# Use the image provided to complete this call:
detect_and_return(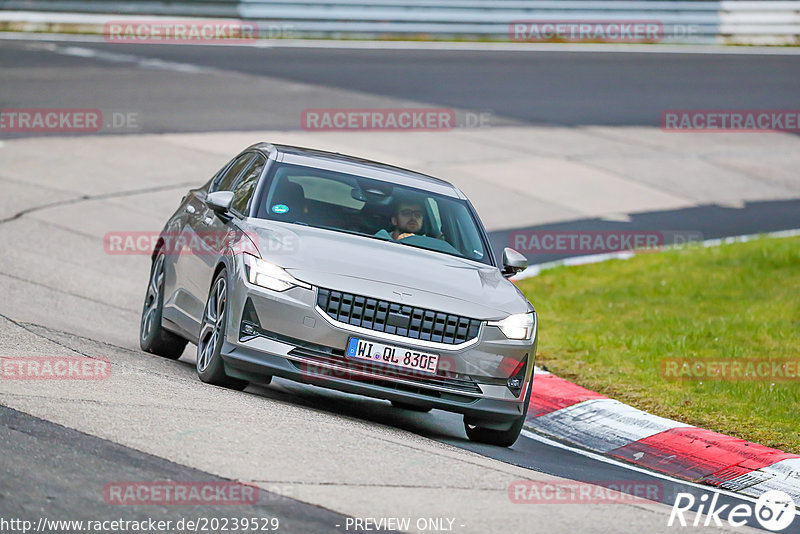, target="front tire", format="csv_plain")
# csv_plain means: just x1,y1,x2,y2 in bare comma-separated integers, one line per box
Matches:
140,251,187,359
463,378,532,447
196,269,248,391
